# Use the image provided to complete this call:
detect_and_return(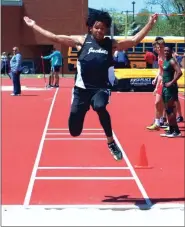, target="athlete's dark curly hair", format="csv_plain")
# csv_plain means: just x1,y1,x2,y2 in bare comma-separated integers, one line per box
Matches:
86,10,112,29
165,43,174,51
